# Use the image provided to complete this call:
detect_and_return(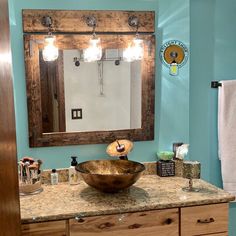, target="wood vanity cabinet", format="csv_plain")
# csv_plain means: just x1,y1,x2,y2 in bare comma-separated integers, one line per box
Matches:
21,203,229,236
180,203,228,236
202,234,227,236
21,220,68,236
70,208,179,236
